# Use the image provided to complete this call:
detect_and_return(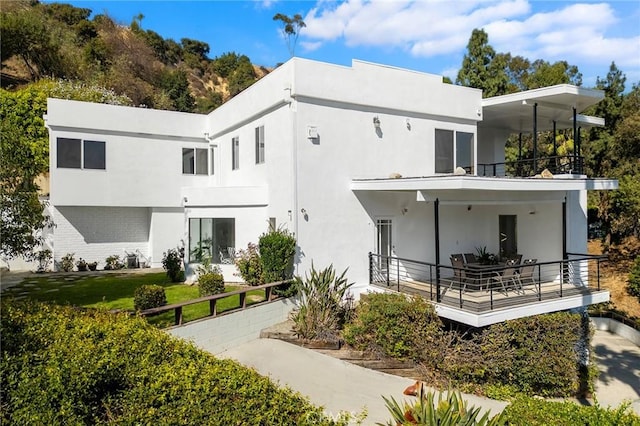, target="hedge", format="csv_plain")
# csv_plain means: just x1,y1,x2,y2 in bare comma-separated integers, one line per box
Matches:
0,299,340,425
502,396,639,425
343,293,592,397
133,284,167,311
